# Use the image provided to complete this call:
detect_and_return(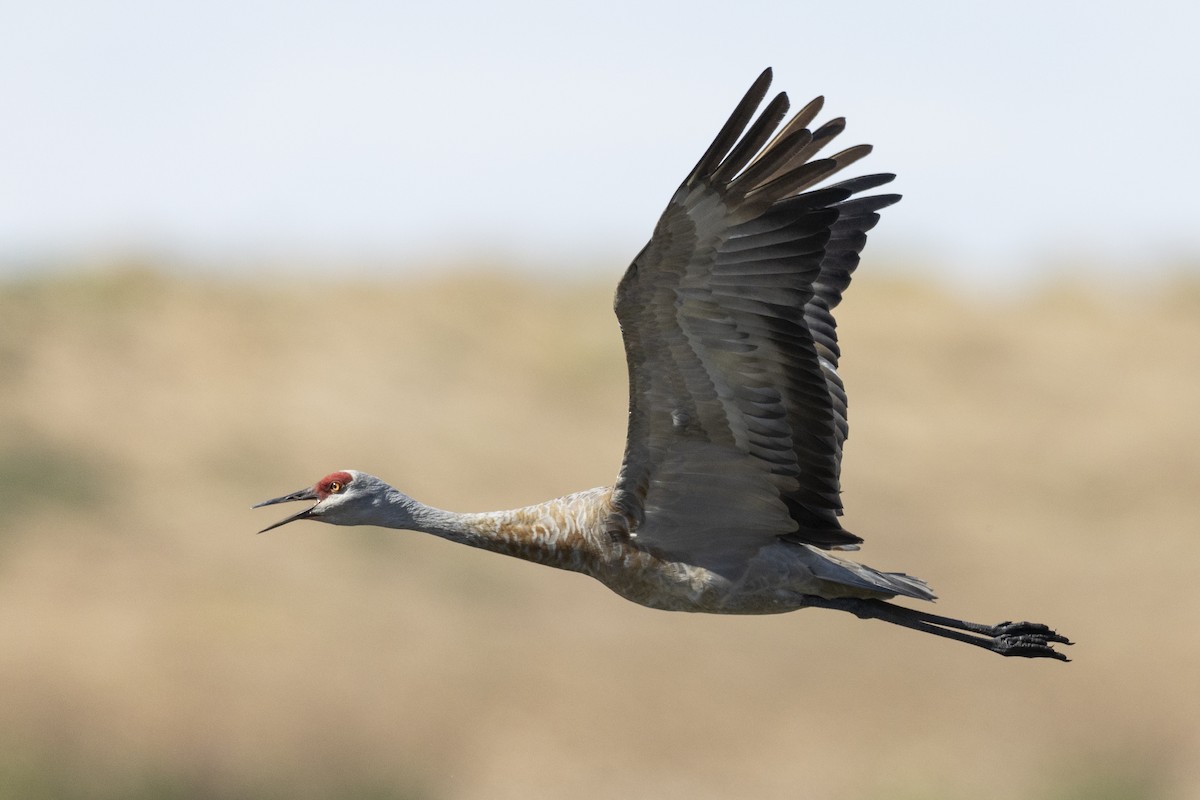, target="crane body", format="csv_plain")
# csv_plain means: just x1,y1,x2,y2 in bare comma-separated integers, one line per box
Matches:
260,478,929,614
256,70,1071,660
